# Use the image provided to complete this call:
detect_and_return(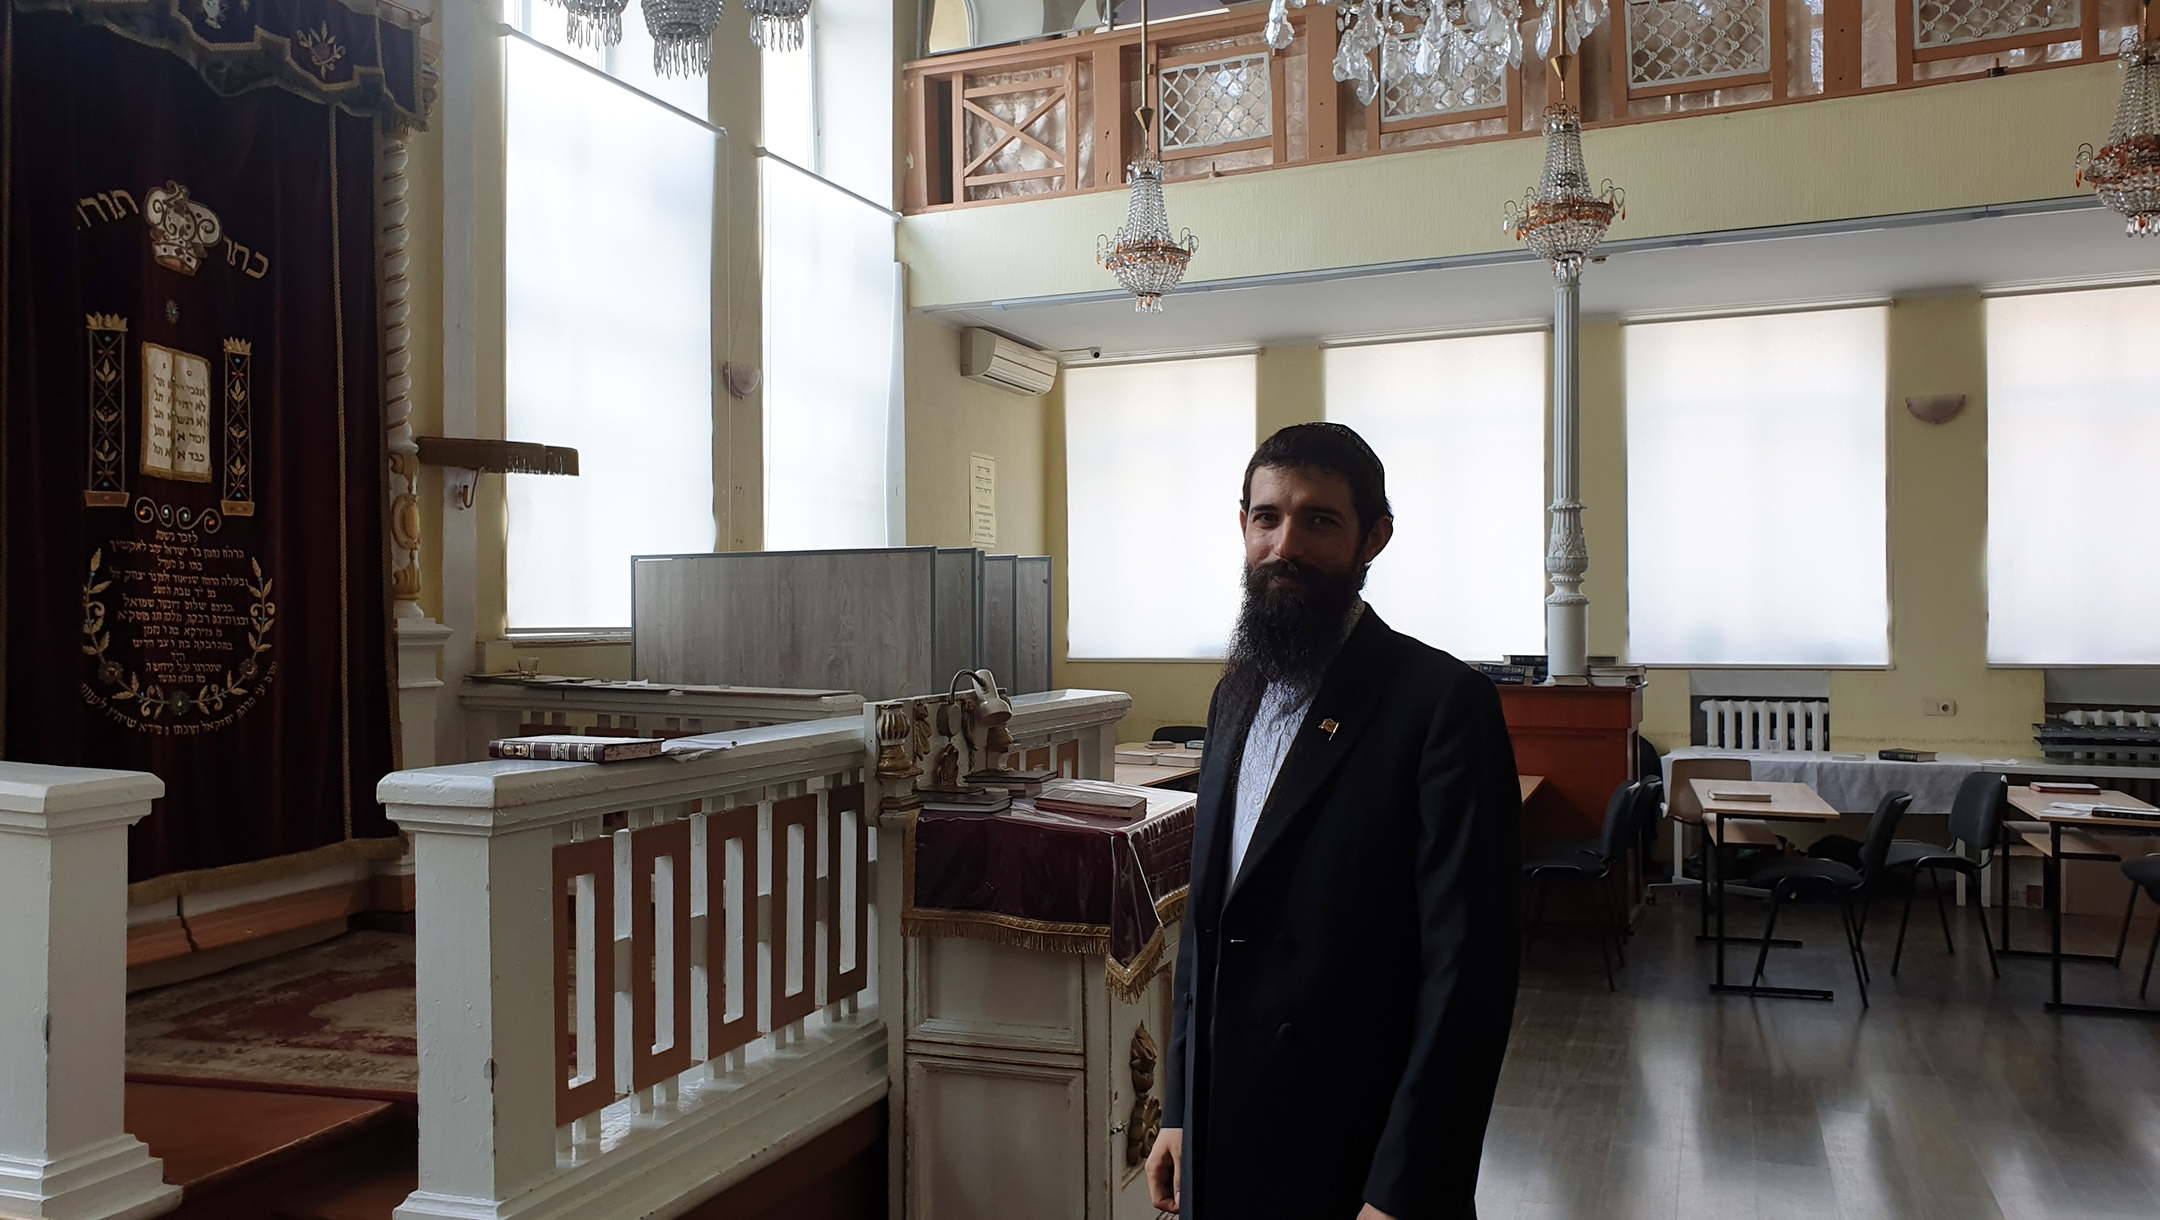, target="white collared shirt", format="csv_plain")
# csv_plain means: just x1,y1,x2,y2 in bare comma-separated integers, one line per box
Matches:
1228,681,1313,883
1225,601,1364,883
